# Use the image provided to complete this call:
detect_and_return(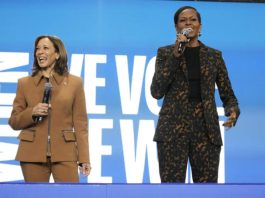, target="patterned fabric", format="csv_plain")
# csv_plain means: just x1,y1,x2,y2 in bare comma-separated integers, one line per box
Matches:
9,72,89,163
151,41,240,145
157,101,221,182
151,41,240,182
